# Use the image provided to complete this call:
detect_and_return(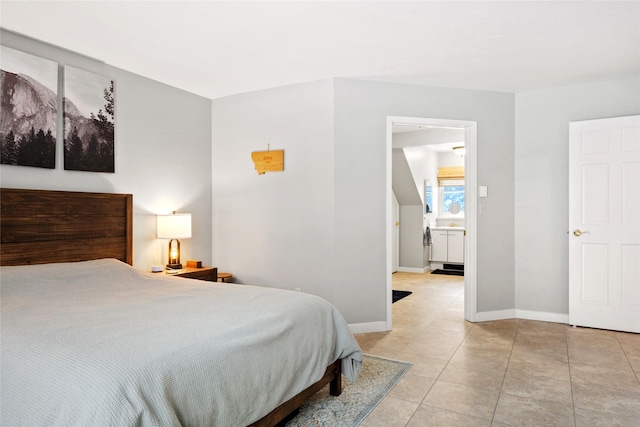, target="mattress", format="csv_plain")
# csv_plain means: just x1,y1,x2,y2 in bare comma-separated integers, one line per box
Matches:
0,259,362,426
